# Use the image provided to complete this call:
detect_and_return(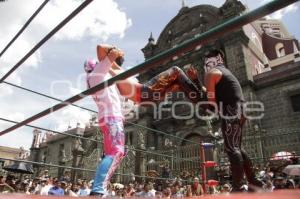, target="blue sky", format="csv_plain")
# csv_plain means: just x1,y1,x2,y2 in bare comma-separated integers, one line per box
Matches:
0,0,299,150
